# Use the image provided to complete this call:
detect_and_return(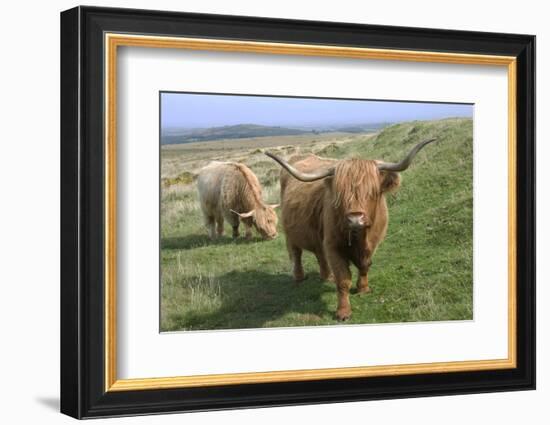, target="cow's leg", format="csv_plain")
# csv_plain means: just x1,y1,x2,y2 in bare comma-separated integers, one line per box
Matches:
204,215,216,239
215,215,224,237
356,257,372,294
326,249,353,321
226,213,240,239
287,240,305,282
243,219,253,240
232,223,240,239
314,250,333,282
